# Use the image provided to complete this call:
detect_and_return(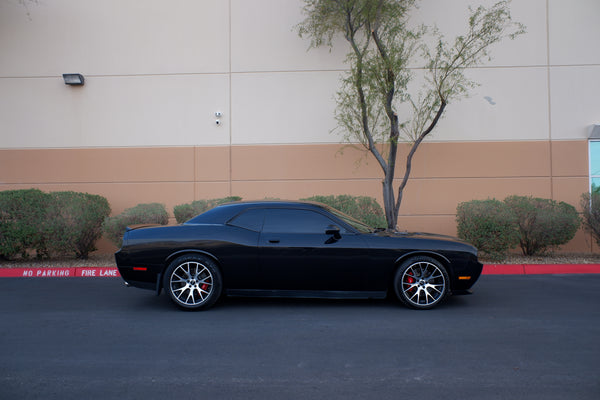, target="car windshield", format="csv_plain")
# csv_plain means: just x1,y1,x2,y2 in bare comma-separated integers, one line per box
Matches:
325,207,375,234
